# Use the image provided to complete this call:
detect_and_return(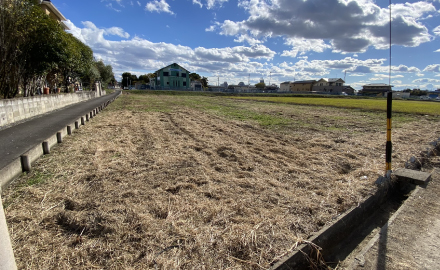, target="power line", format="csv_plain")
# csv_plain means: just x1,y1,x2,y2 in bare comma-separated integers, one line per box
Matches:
389,0,392,87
